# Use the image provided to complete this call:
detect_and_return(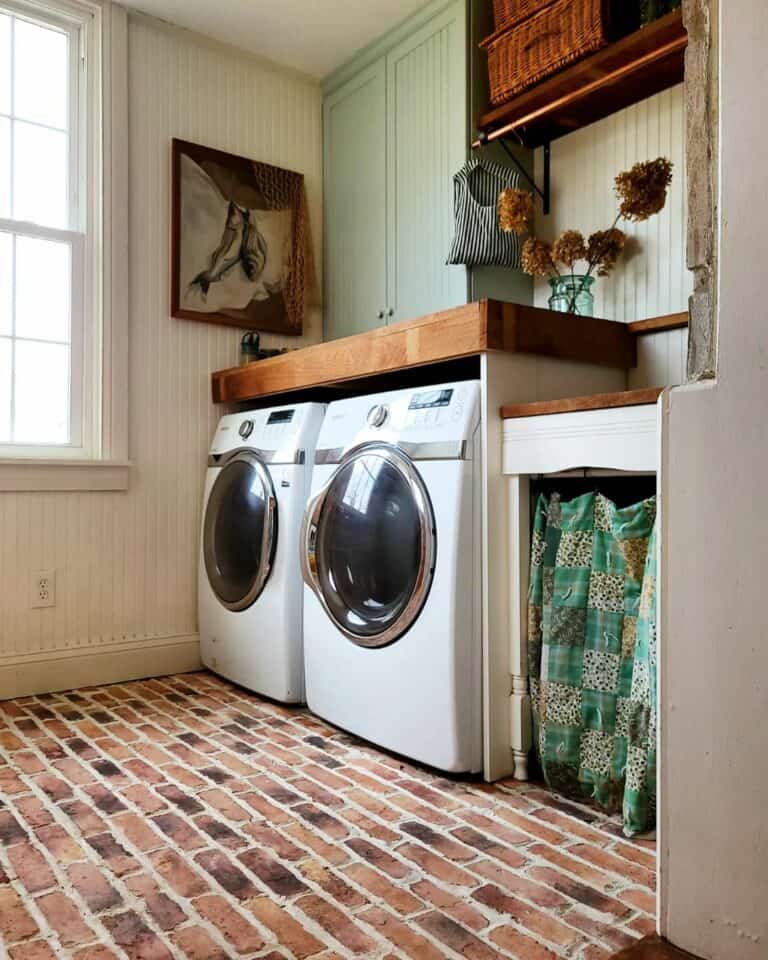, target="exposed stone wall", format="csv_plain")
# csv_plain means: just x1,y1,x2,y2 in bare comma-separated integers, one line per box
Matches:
683,0,719,380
